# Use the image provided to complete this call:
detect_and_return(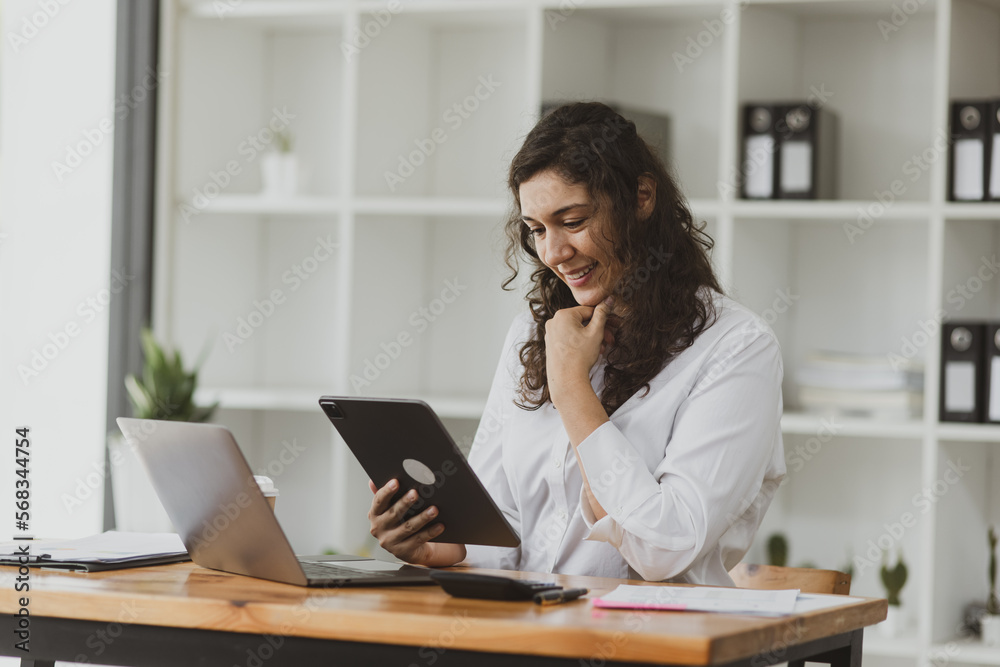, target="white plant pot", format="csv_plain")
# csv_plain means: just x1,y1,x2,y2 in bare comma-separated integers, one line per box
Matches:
260,152,299,196
108,432,174,533
880,605,904,638
983,614,1000,646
